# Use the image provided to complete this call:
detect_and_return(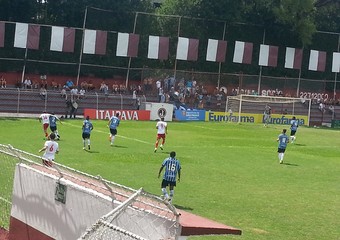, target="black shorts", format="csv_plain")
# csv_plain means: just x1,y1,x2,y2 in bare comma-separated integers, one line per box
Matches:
50,126,57,132
82,133,90,139
110,128,118,135
290,130,296,136
278,148,286,153
161,179,176,188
